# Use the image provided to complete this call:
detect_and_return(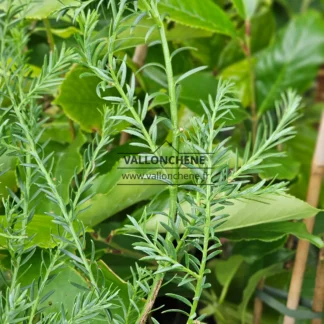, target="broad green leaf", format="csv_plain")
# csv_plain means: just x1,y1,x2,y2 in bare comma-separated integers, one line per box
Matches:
143,194,318,233
16,253,126,321
0,0,79,19
221,60,252,107
232,237,287,263
213,255,244,287
209,255,244,305
0,215,57,249
97,260,129,304
256,11,324,113
314,211,324,237
216,195,318,232
232,0,246,18
179,72,249,124
223,221,324,248
250,8,275,54
78,141,209,226
233,0,260,19
97,16,212,51
260,154,301,180
53,132,86,203
184,35,228,68
0,153,17,198
54,66,117,132
239,264,285,323
36,26,81,39
78,145,239,227
218,8,275,70
78,155,170,226
41,122,75,144
140,0,235,36
34,132,87,214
